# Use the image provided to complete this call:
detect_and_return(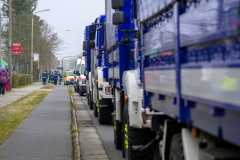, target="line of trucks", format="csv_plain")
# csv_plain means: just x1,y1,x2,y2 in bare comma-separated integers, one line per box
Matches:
74,0,240,159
